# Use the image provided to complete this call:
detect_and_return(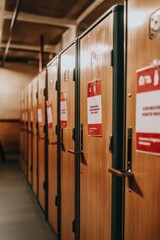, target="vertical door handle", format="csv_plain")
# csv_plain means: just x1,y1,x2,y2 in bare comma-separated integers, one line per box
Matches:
108,127,133,177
